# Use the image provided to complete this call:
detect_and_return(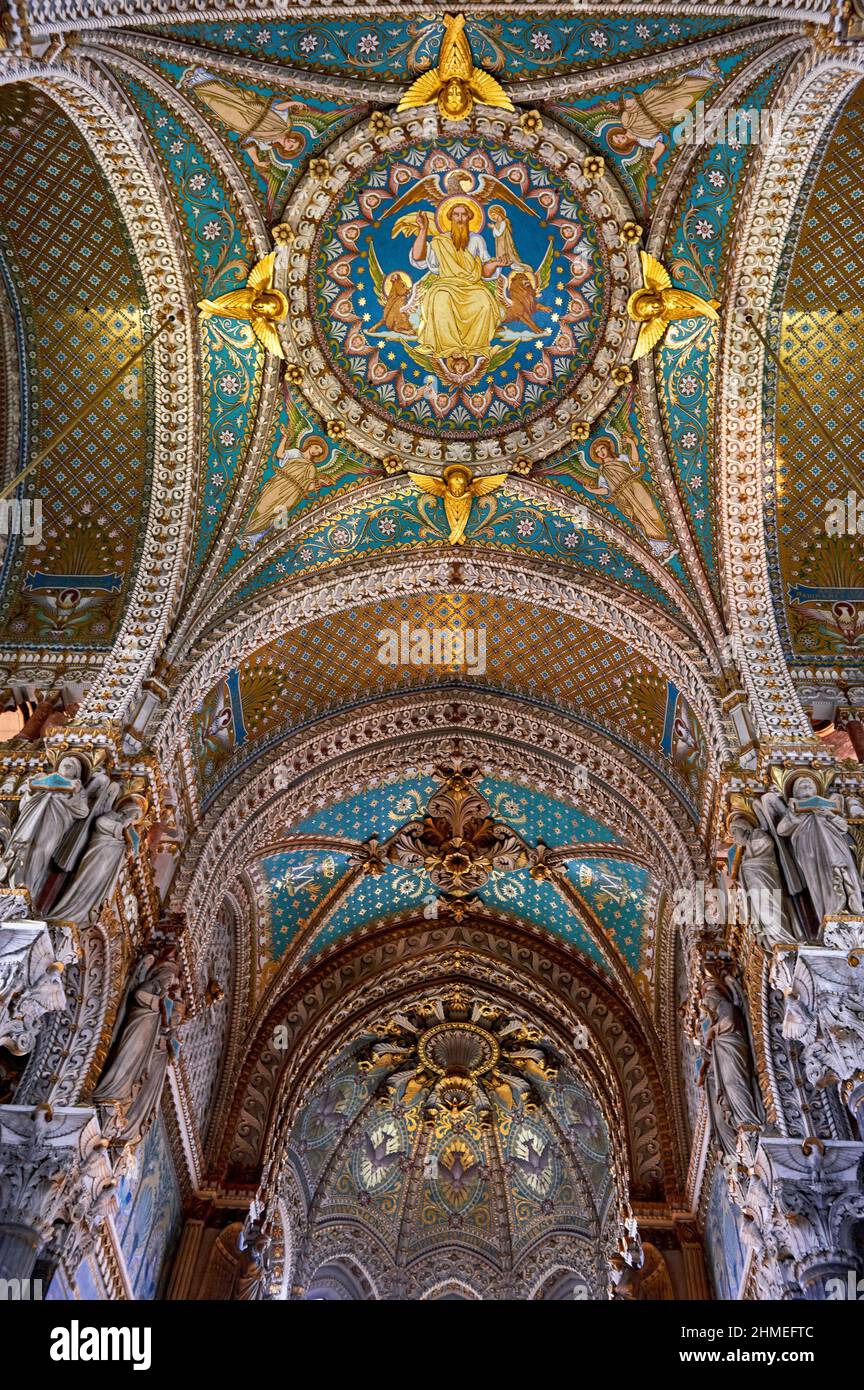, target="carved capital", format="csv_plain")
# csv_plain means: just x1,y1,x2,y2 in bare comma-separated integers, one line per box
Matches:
771,927,864,1130
741,1138,864,1299
0,922,76,1056
0,1105,115,1273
